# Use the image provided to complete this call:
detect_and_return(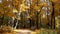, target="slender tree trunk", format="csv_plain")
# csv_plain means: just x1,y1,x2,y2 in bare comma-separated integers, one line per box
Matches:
2,14,4,25
51,2,55,29
47,7,50,28
36,0,39,29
